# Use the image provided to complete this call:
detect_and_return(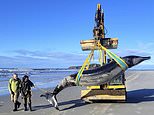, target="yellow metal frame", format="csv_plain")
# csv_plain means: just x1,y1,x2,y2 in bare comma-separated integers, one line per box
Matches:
81,94,126,101
87,85,126,90
99,50,103,66
79,40,127,101
103,51,107,64
79,3,126,101
78,39,127,101
76,41,128,85
81,87,126,101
